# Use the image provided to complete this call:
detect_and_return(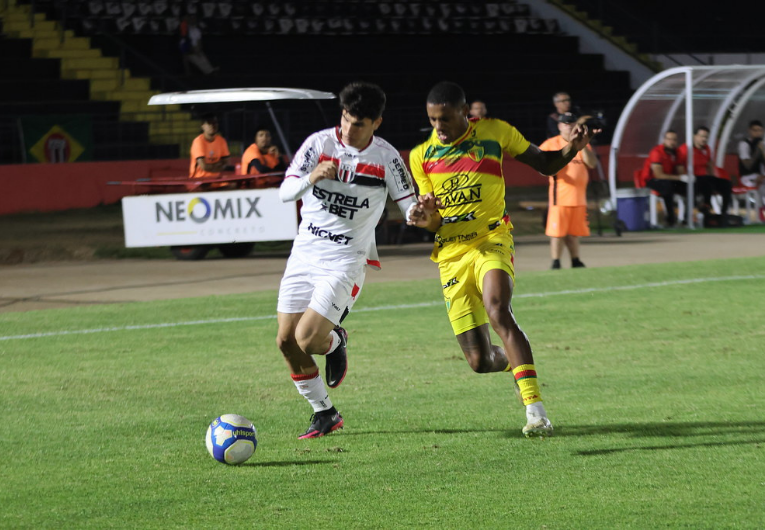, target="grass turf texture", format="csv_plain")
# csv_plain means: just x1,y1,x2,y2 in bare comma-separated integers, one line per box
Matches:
1,257,764,528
